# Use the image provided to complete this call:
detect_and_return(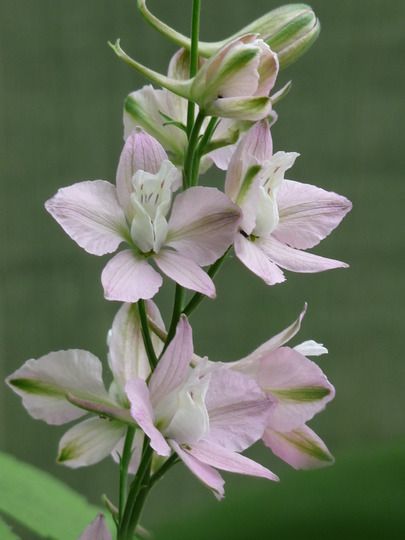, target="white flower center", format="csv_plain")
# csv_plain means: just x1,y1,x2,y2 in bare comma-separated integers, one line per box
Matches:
129,160,180,253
